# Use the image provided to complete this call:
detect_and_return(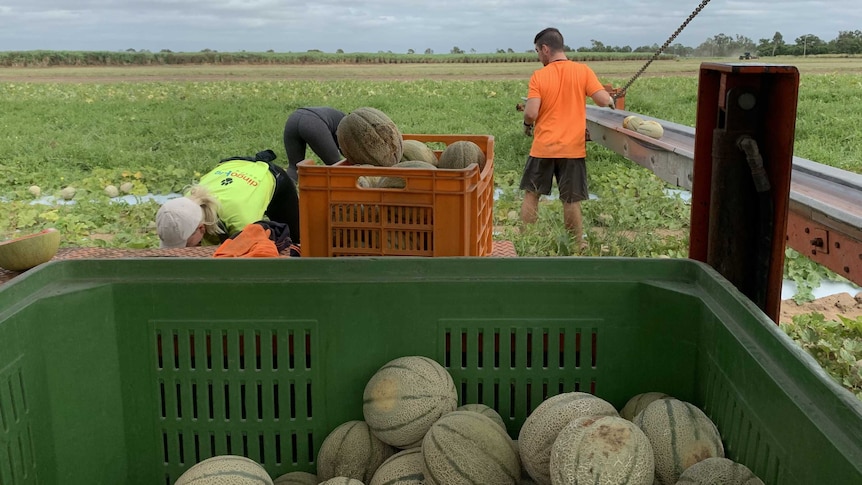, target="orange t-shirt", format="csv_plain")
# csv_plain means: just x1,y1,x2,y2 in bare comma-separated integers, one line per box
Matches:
527,61,604,159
